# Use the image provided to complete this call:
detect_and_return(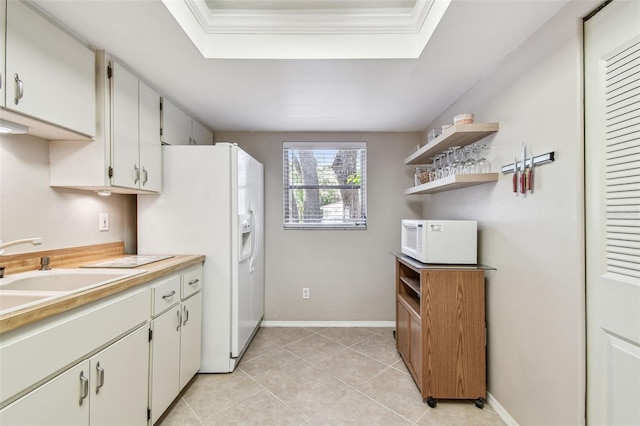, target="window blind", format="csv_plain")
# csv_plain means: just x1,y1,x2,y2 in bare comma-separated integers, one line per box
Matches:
283,142,367,229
